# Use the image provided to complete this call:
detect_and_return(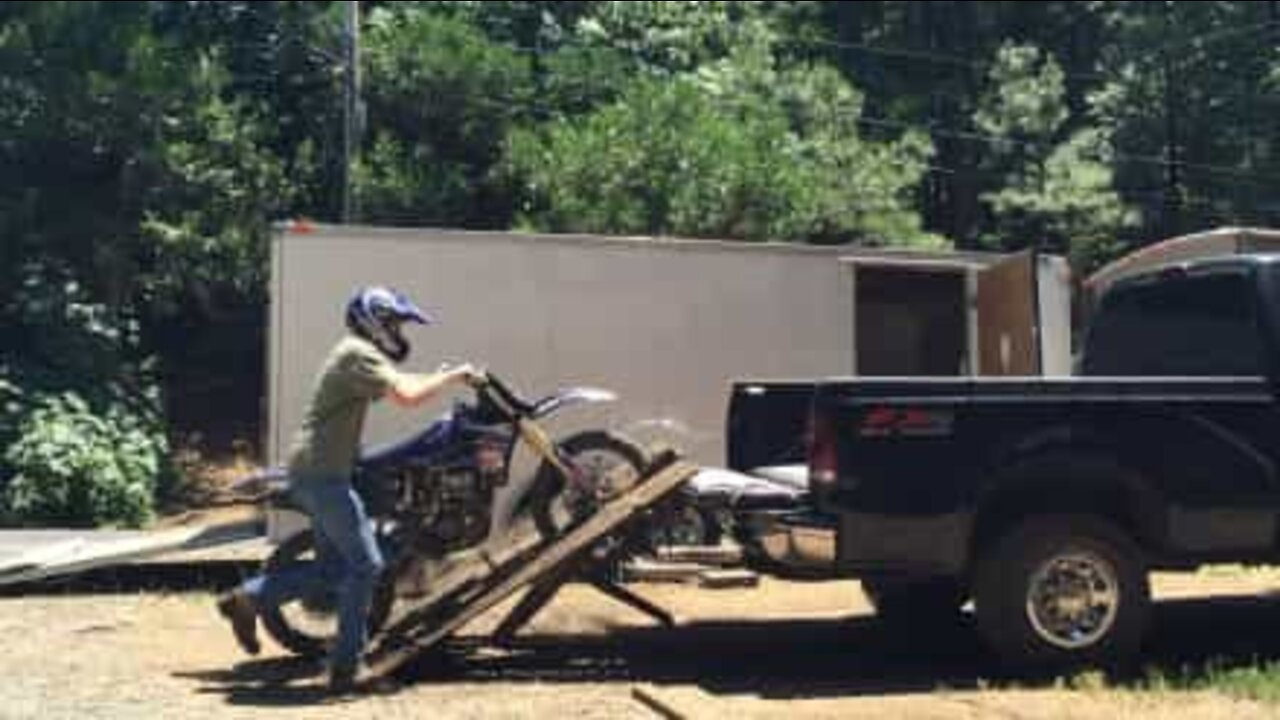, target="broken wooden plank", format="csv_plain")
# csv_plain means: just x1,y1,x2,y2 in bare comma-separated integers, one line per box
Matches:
490,576,571,645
